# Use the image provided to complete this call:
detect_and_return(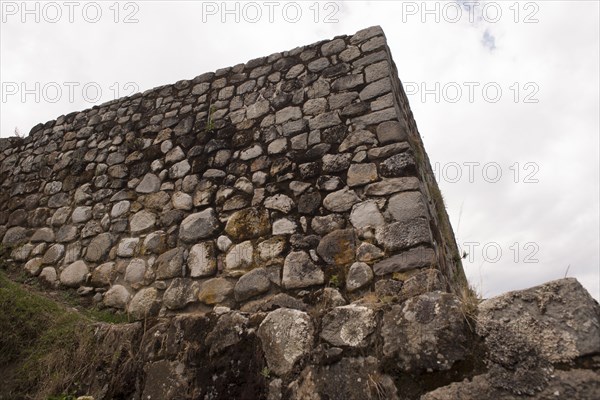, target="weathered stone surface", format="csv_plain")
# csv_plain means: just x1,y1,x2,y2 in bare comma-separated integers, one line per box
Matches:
129,210,156,234
321,305,376,347
42,243,65,264
225,240,254,272
297,191,321,214
264,194,295,214
377,120,407,144
290,356,398,400
90,262,115,287
322,153,352,173
349,200,385,229
379,152,416,177
258,237,286,260
346,262,374,292
128,287,160,319
198,278,234,305
234,268,271,301
258,308,314,375
225,207,270,240
169,159,191,179
364,177,420,196
60,260,89,287
387,191,427,221
373,246,436,276
359,77,392,101
311,214,346,235
346,163,378,187
323,188,360,212
39,267,57,286
338,130,377,152
367,142,410,160
136,173,161,193
317,229,356,265
179,208,220,242
117,237,139,257
24,257,44,276
124,258,146,286
477,278,600,365
282,251,324,289
155,247,185,280
103,284,131,309
2,226,28,245
163,278,199,310
375,217,431,252
272,218,297,235
85,232,113,262
382,292,469,372
31,227,54,243
188,242,216,277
